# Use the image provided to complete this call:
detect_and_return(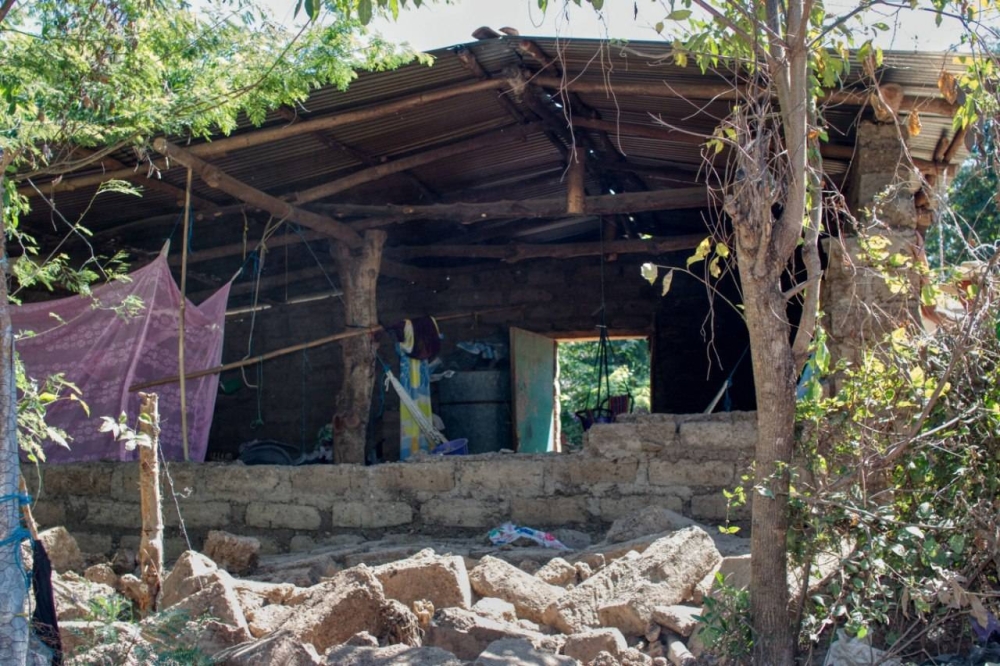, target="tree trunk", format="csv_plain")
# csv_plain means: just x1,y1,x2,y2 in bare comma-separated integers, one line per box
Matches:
0,168,29,666
136,393,164,616
739,264,797,665
331,230,386,465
